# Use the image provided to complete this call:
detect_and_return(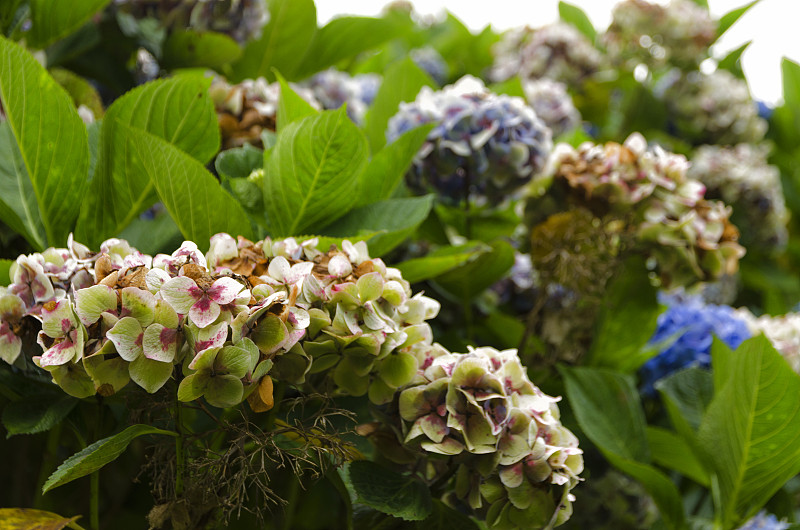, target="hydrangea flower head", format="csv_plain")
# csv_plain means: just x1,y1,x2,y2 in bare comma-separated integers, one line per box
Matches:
639,292,750,394
304,69,381,125
410,46,449,85
523,79,581,137
386,75,553,205
736,511,790,530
